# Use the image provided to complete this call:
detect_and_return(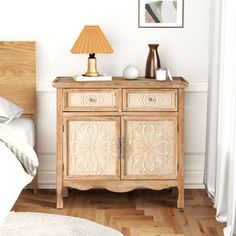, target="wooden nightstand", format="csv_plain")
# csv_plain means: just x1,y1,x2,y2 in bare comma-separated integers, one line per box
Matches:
52,77,188,209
